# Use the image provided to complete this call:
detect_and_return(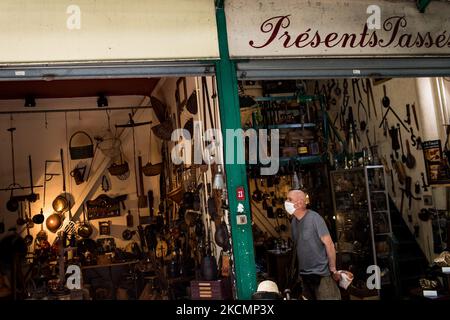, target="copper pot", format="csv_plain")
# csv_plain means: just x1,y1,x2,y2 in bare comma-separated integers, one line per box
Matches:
46,212,63,233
